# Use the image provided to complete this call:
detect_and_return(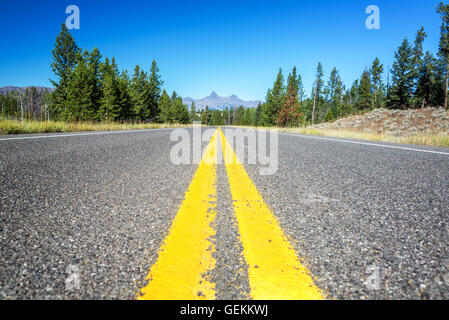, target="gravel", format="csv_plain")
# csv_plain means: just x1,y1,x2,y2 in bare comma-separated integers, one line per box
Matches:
0,129,197,299
244,130,449,299
1,128,448,300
